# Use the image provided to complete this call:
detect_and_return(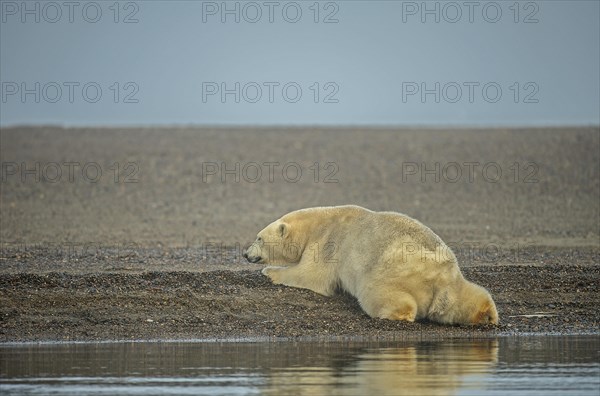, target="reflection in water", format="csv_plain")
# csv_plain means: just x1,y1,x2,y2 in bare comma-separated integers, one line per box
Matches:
263,341,498,396
0,337,598,396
